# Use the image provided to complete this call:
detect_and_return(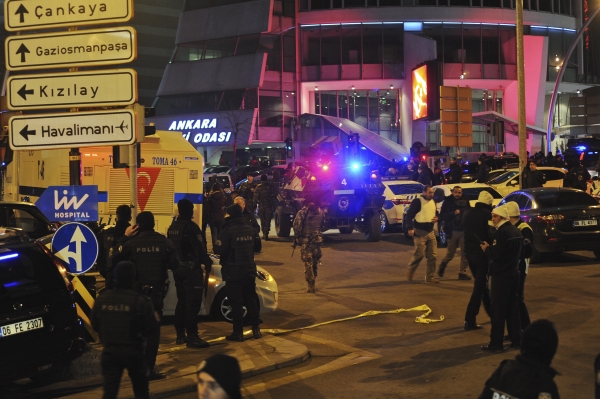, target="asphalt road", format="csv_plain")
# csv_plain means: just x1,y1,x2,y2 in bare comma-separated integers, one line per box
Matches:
174,226,600,399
